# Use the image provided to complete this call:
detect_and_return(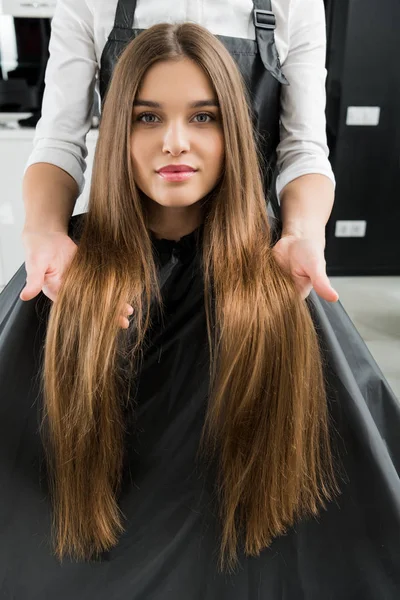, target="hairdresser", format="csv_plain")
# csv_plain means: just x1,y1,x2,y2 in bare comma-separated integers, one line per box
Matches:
20,0,339,308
